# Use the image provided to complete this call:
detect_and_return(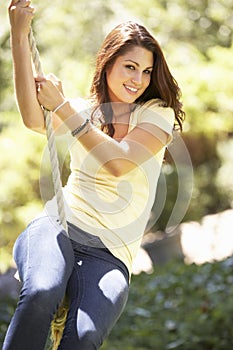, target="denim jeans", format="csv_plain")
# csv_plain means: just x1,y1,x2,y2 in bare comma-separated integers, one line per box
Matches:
3,216,129,350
